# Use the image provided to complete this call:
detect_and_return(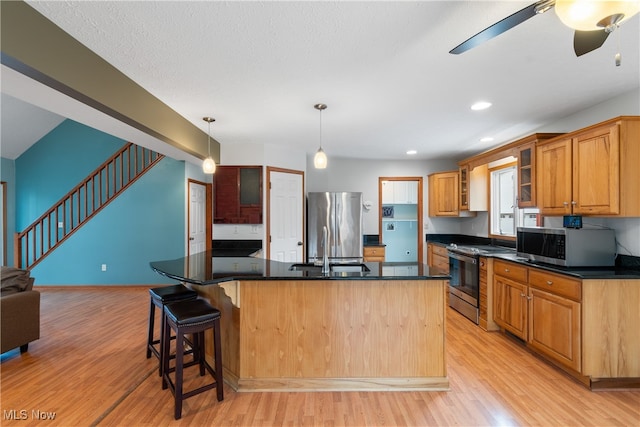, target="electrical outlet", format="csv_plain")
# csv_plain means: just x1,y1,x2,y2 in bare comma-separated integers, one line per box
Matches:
58,222,64,229
101,264,107,271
